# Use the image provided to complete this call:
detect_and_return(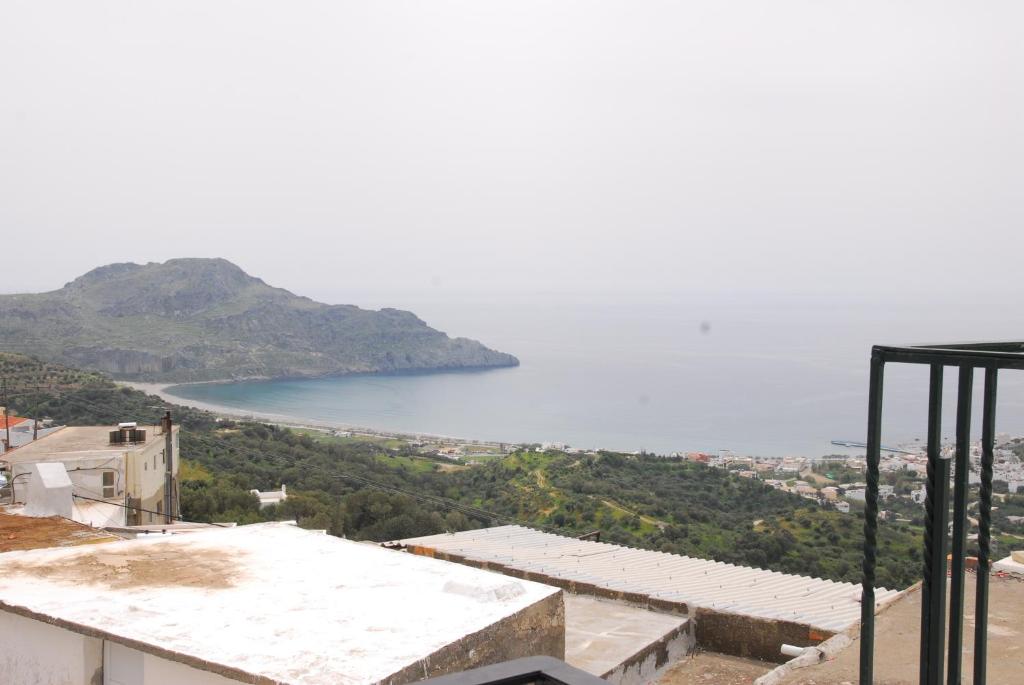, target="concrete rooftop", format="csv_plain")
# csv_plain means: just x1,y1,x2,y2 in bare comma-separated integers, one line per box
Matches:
0,522,561,685
565,594,690,679
1,425,155,463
